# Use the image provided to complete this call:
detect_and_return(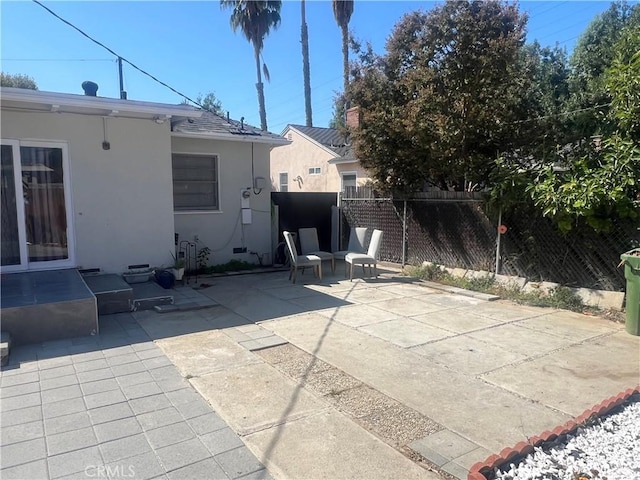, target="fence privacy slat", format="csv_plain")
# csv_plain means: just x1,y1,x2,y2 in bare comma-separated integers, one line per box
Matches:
340,194,636,291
